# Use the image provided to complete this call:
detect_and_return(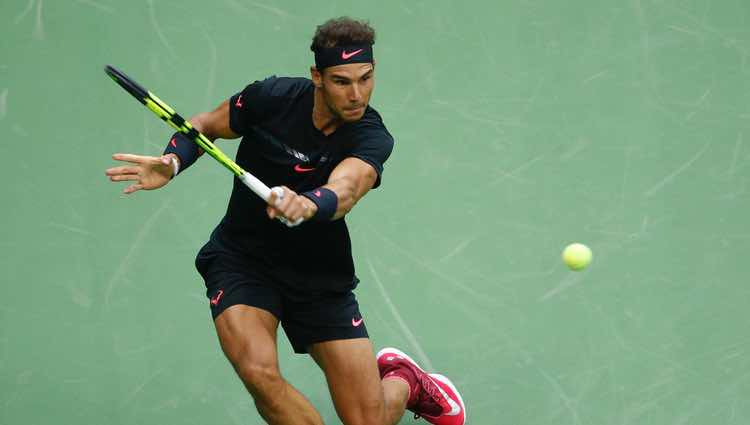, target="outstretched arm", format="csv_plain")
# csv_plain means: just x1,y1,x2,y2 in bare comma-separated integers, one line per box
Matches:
105,100,238,194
